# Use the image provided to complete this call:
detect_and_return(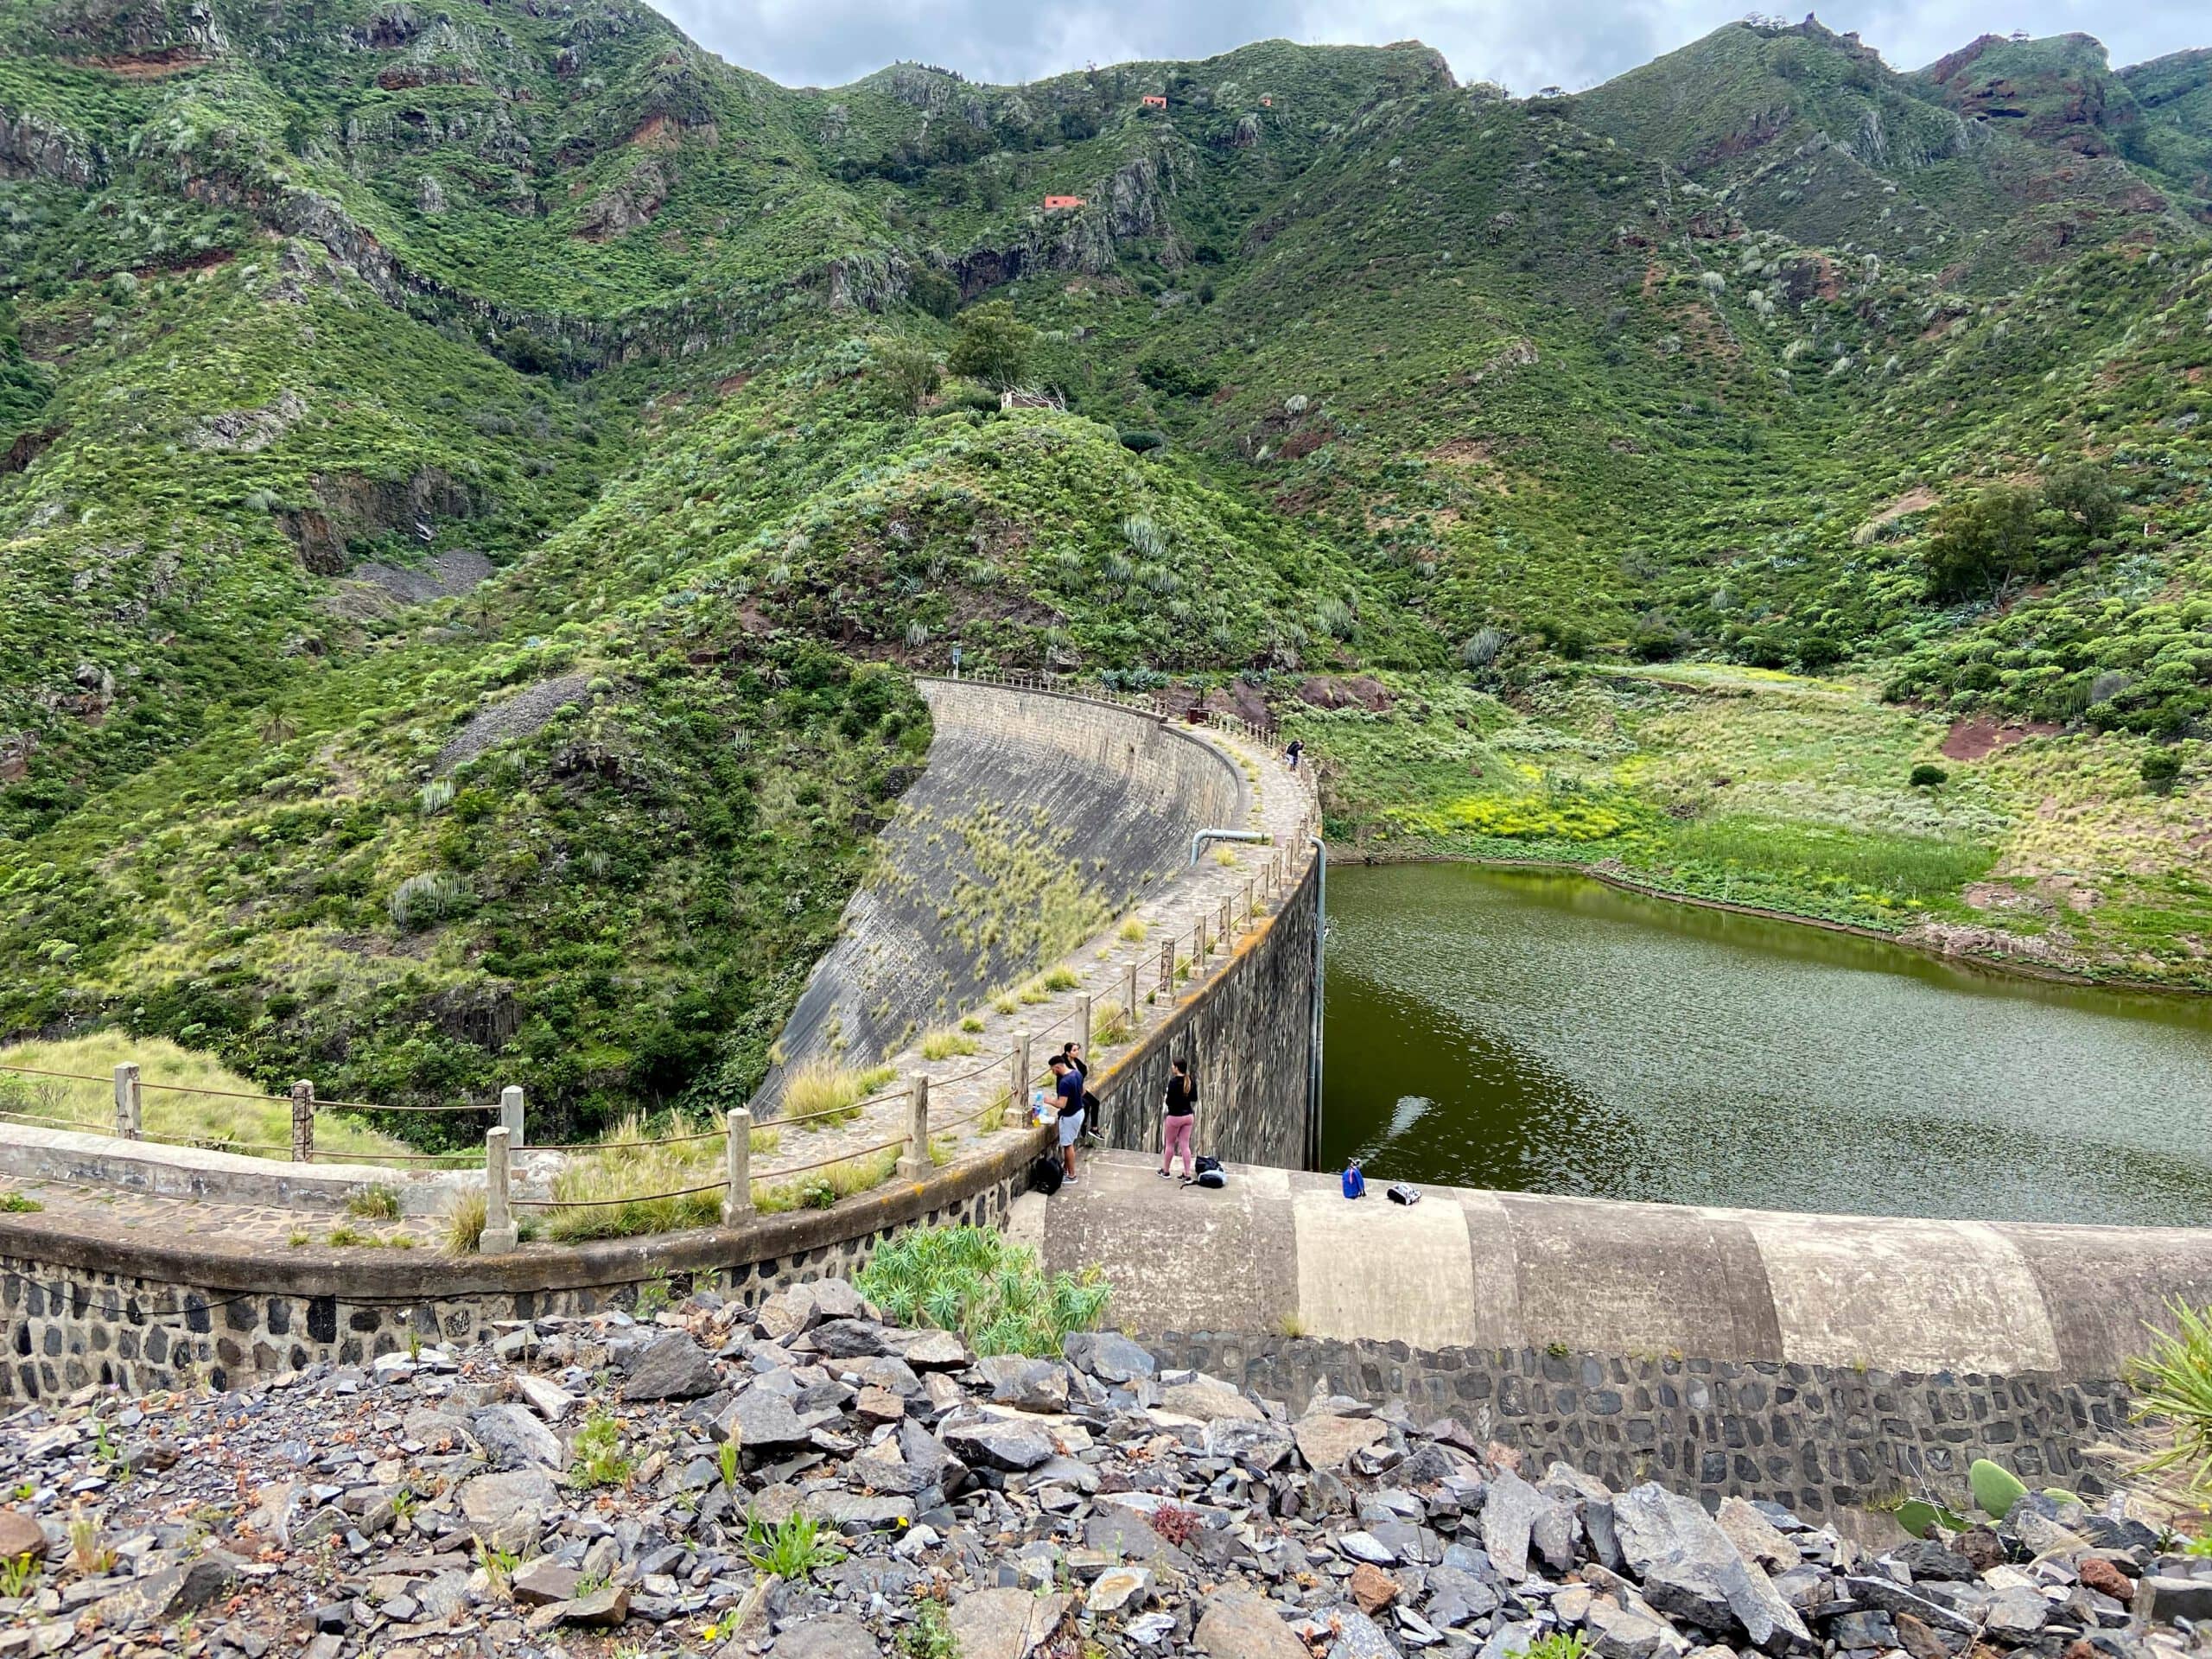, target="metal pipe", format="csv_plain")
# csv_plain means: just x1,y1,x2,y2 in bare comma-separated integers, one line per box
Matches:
1190,828,1268,866
1307,836,1326,1173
